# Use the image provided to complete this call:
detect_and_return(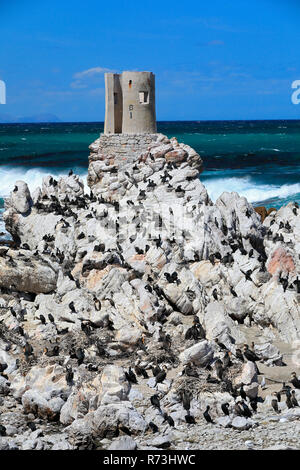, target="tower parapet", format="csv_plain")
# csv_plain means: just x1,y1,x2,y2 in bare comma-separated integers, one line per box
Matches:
104,71,156,134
